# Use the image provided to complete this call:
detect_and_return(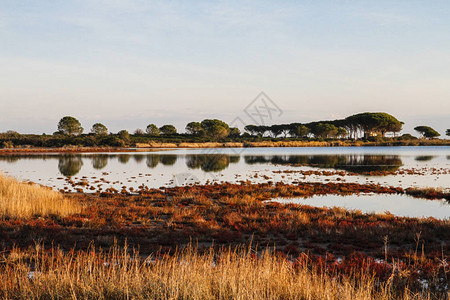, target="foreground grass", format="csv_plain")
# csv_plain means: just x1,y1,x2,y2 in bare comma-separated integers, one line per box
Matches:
0,174,80,218
0,245,435,300
0,180,447,298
